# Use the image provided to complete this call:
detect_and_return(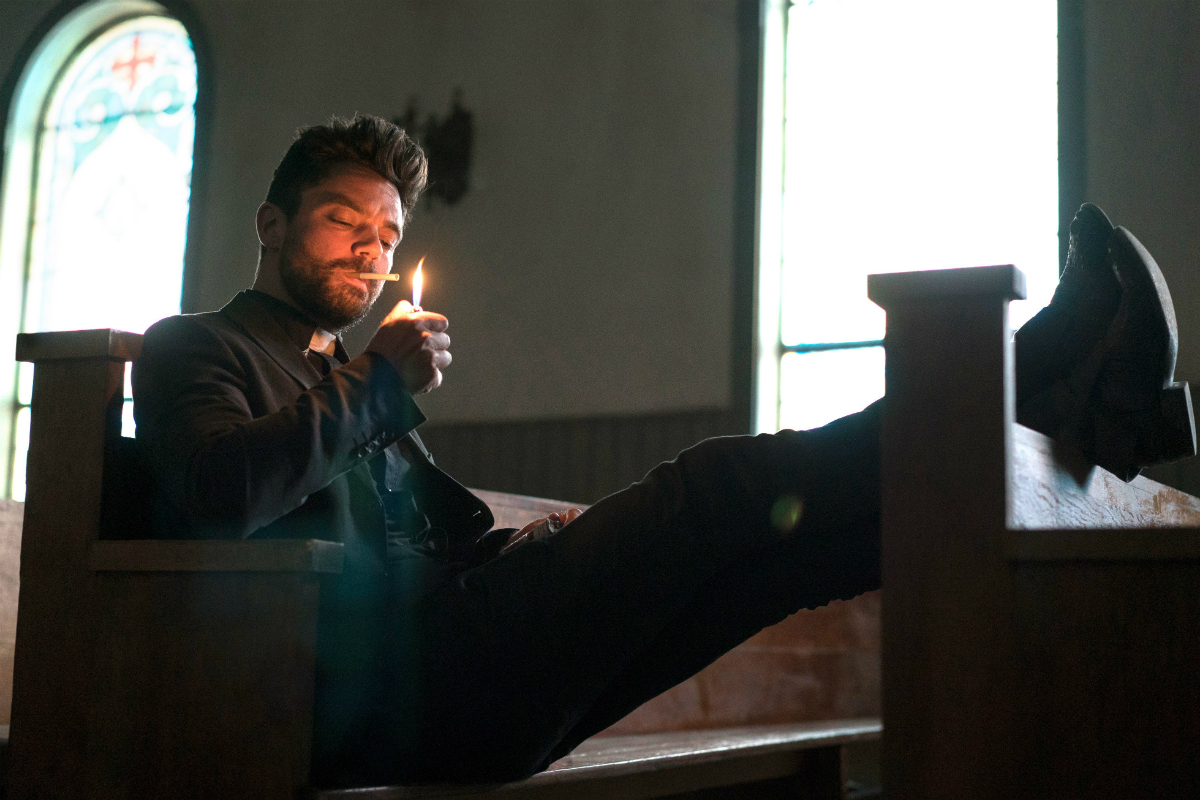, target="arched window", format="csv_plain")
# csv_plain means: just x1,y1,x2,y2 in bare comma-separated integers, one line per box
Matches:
1,1,198,500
